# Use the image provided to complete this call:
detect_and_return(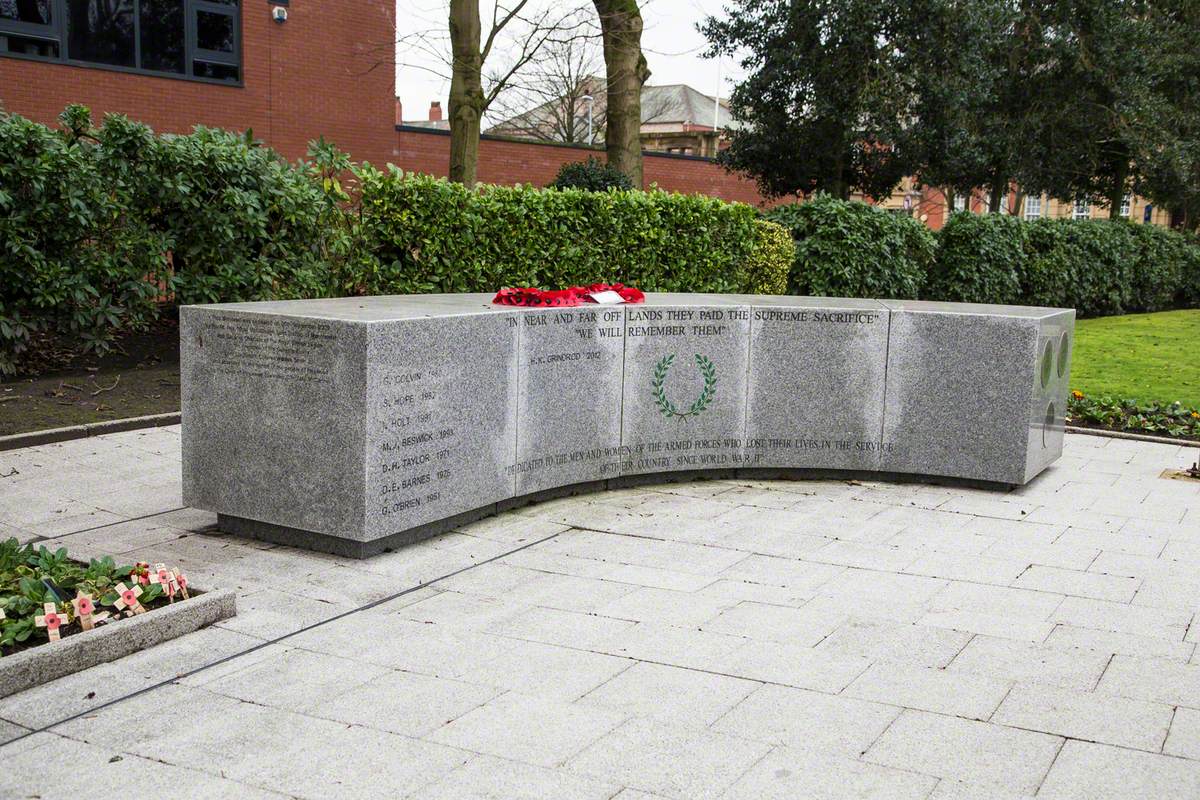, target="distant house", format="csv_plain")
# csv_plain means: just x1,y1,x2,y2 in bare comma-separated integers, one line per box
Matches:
398,99,450,131
485,79,740,158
